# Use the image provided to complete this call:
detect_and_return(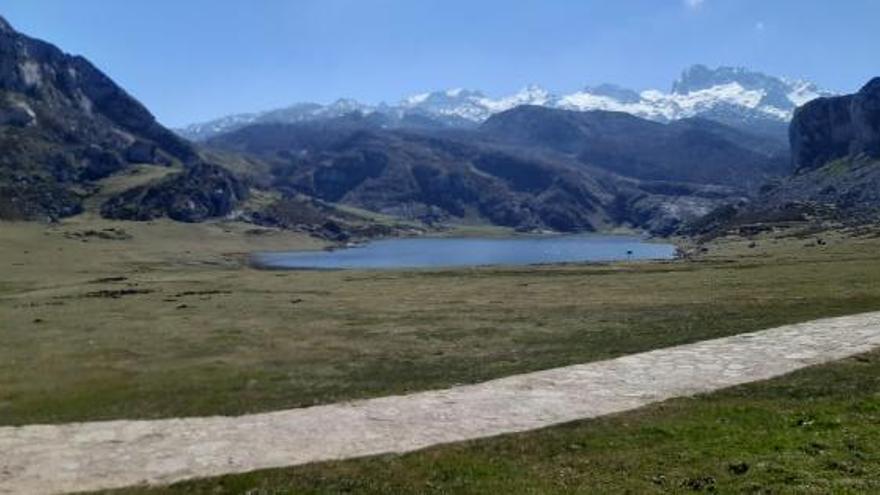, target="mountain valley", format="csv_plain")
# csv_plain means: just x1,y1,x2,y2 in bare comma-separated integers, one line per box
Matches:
0,13,877,242
5,4,880,494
